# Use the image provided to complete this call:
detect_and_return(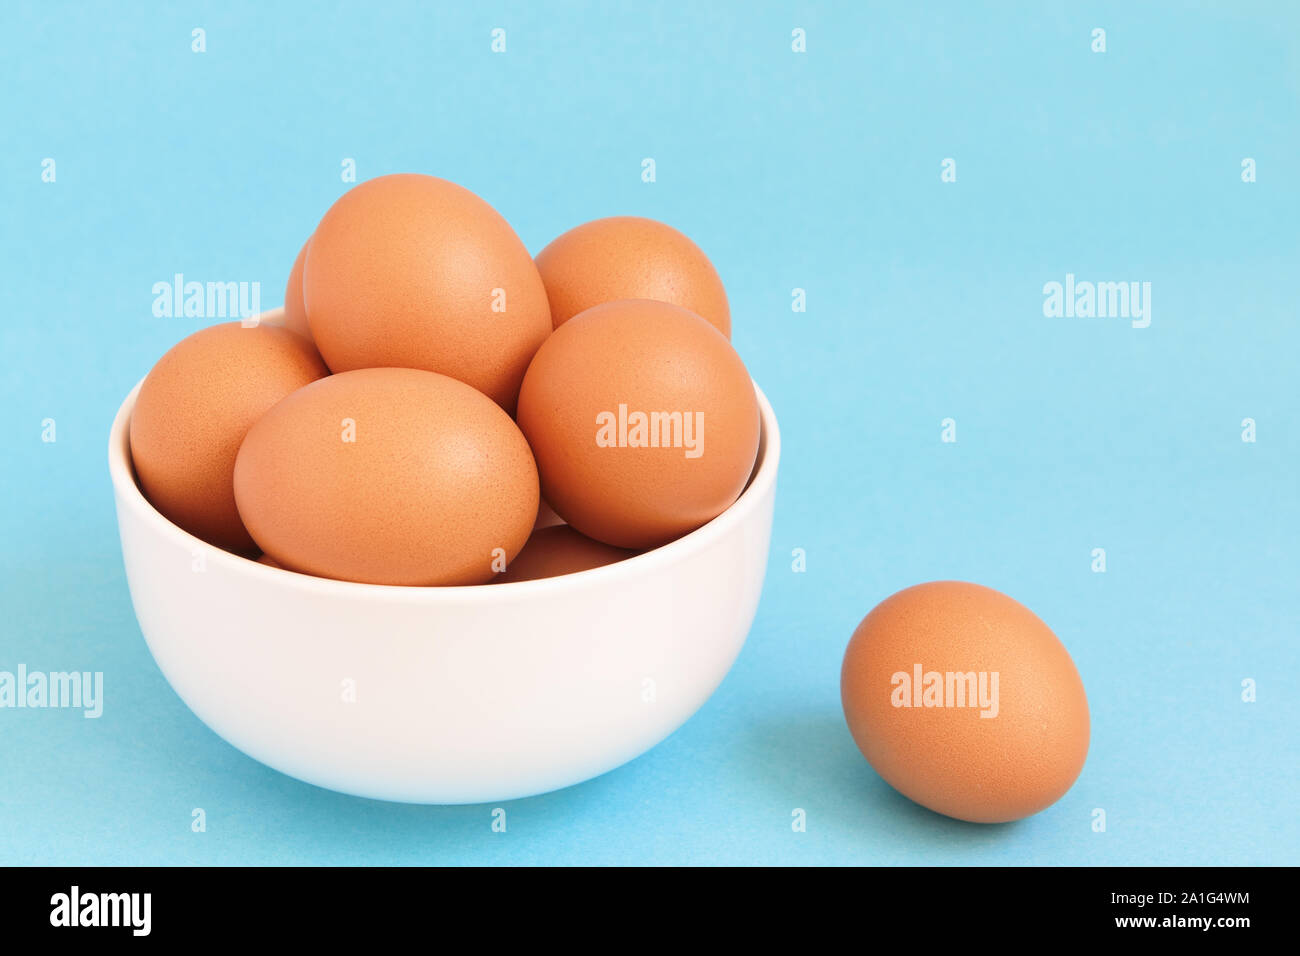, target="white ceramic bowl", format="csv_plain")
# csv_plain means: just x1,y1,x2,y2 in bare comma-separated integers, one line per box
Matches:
108,322,780,804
